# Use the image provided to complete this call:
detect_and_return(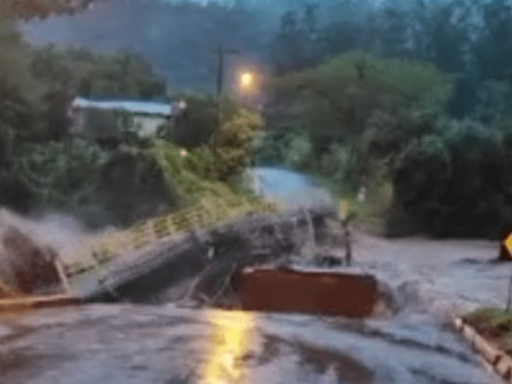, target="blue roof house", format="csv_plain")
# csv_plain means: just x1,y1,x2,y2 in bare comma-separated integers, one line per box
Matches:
70,96,186,140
